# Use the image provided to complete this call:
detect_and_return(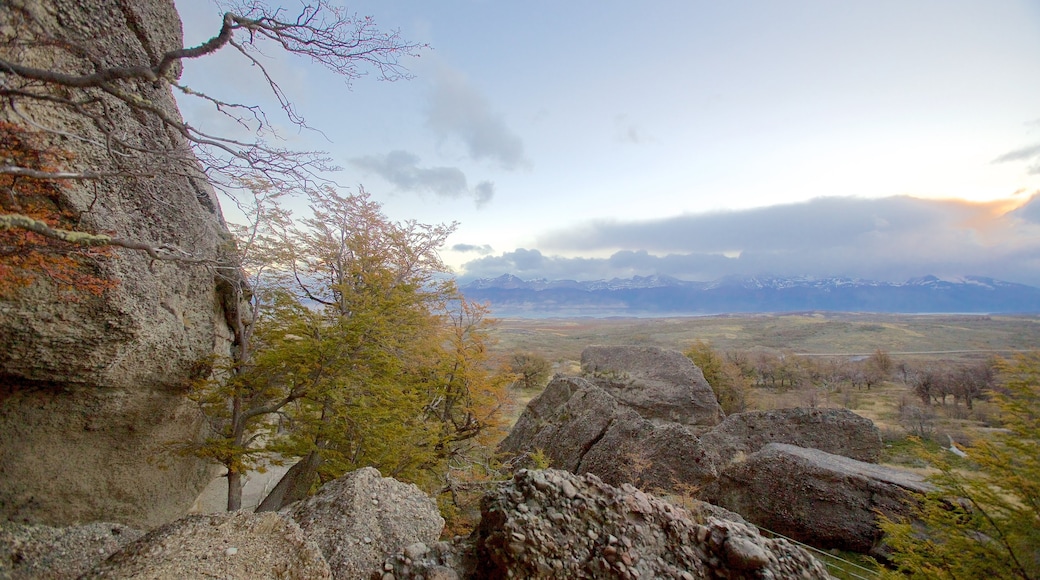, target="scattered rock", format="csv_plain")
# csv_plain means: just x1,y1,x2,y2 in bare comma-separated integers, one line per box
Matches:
701,407,883,467
380,469,831,579
0,521,143,580
701,443,932,555
581,345,725,427
288,467,444,579
82,512,331,579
